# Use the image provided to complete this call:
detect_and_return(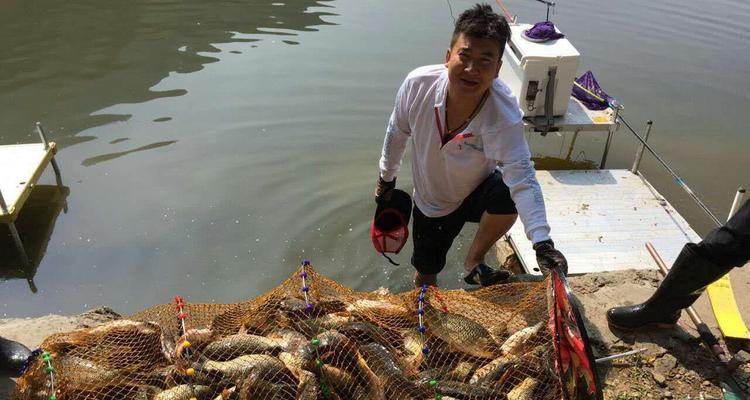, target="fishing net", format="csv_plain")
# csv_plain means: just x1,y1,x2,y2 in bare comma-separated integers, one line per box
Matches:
13,264,564,400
